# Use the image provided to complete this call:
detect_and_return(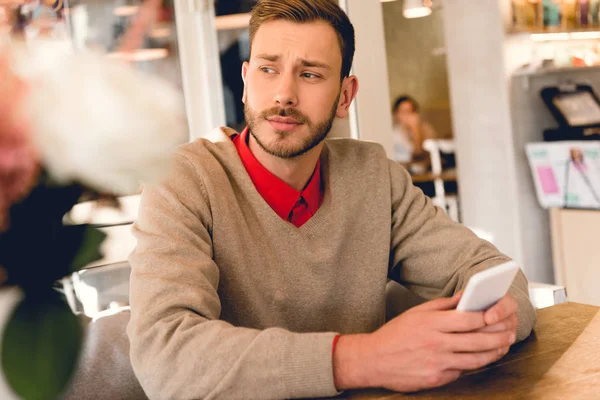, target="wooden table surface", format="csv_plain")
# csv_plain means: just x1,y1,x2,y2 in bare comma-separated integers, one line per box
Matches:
345,302,600,400
410,169,457,184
